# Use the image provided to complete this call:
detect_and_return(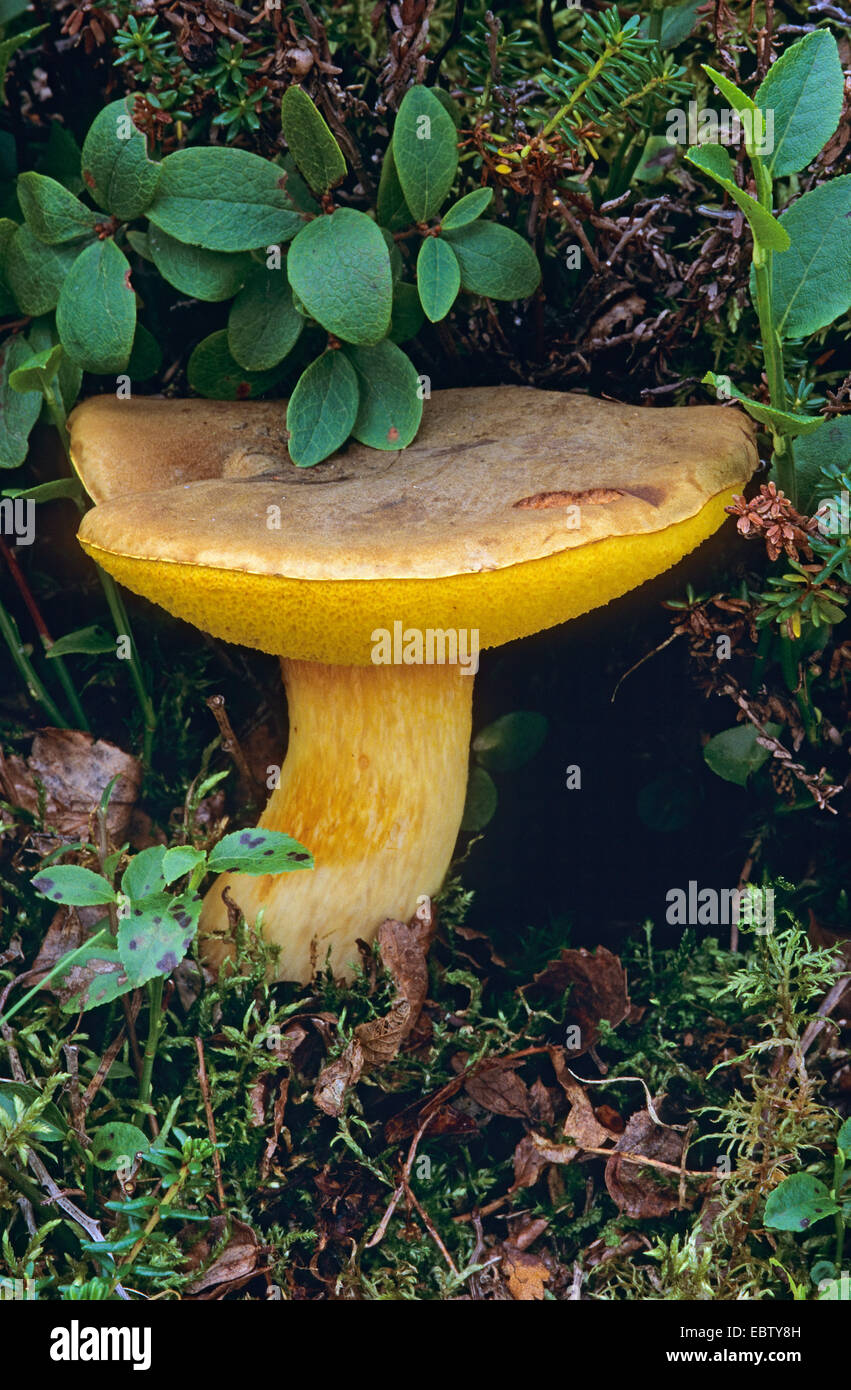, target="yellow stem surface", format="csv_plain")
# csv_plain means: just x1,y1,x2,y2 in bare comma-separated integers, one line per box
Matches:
200,658,473,982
